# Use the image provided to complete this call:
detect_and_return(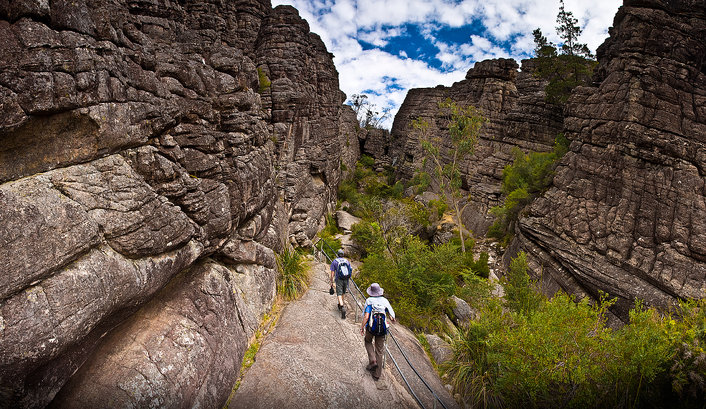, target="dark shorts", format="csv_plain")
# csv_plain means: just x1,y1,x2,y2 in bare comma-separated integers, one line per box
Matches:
335,277,349,296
